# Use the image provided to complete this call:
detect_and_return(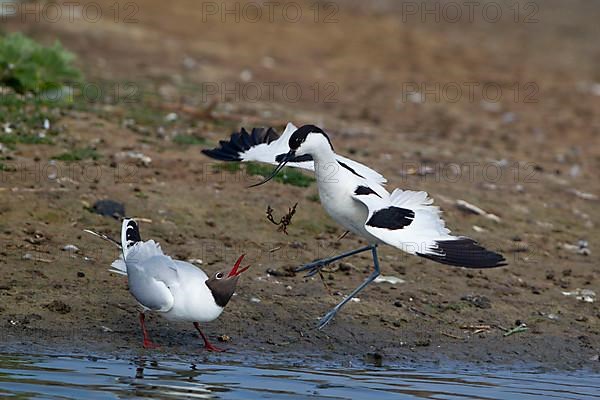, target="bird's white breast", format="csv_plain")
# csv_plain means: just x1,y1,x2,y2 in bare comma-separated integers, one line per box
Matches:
164,261,224,323
316,165,381,244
